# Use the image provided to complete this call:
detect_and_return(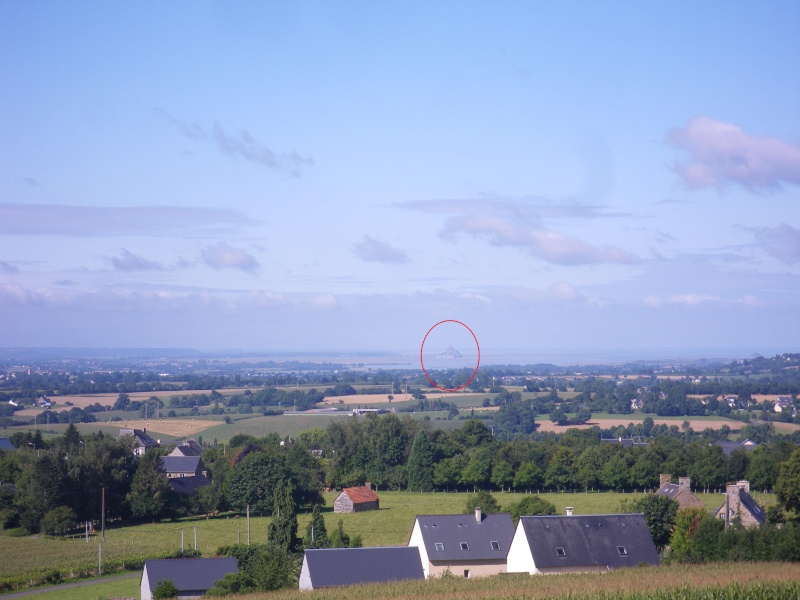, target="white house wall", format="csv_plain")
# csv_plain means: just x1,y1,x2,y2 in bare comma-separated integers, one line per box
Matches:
298,555,313,591
140,568,153,600
506,521,536,574
407,521,430,578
